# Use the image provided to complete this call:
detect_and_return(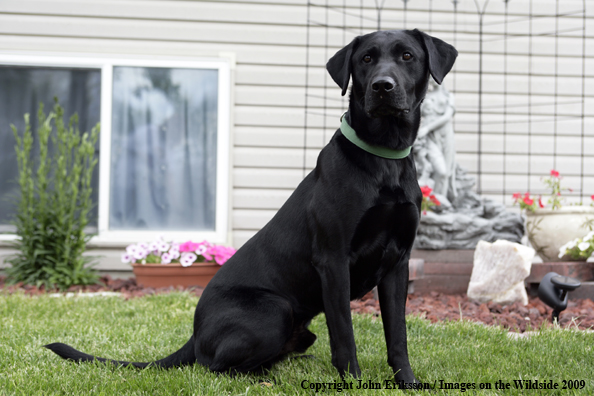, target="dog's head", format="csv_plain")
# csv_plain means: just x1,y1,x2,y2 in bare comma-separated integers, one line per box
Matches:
326,29,457,149
327,29,457,115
